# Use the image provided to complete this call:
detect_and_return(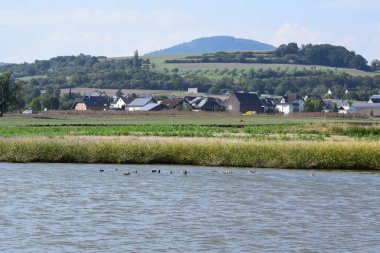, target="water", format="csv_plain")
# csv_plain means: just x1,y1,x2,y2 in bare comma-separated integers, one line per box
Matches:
0,163,380,252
